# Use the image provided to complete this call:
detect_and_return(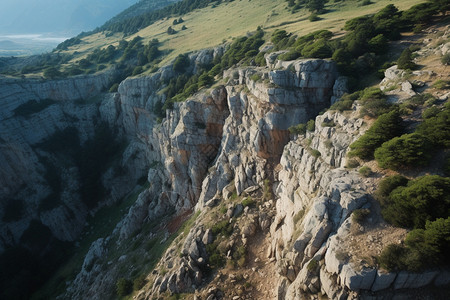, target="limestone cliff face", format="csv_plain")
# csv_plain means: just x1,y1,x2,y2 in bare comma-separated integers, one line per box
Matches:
0,70,137,251
60,57,344,299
